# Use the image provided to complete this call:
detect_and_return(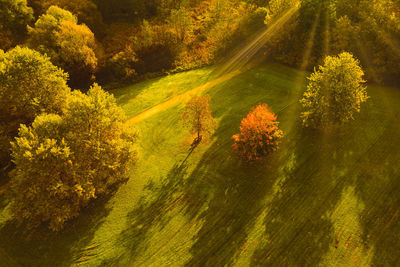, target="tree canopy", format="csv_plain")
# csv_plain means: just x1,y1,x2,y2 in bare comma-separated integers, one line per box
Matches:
27,6,98,88
232,104,283,162
0,0,33,32
10,84,137,231
0,46,70,166
300,52,368,127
